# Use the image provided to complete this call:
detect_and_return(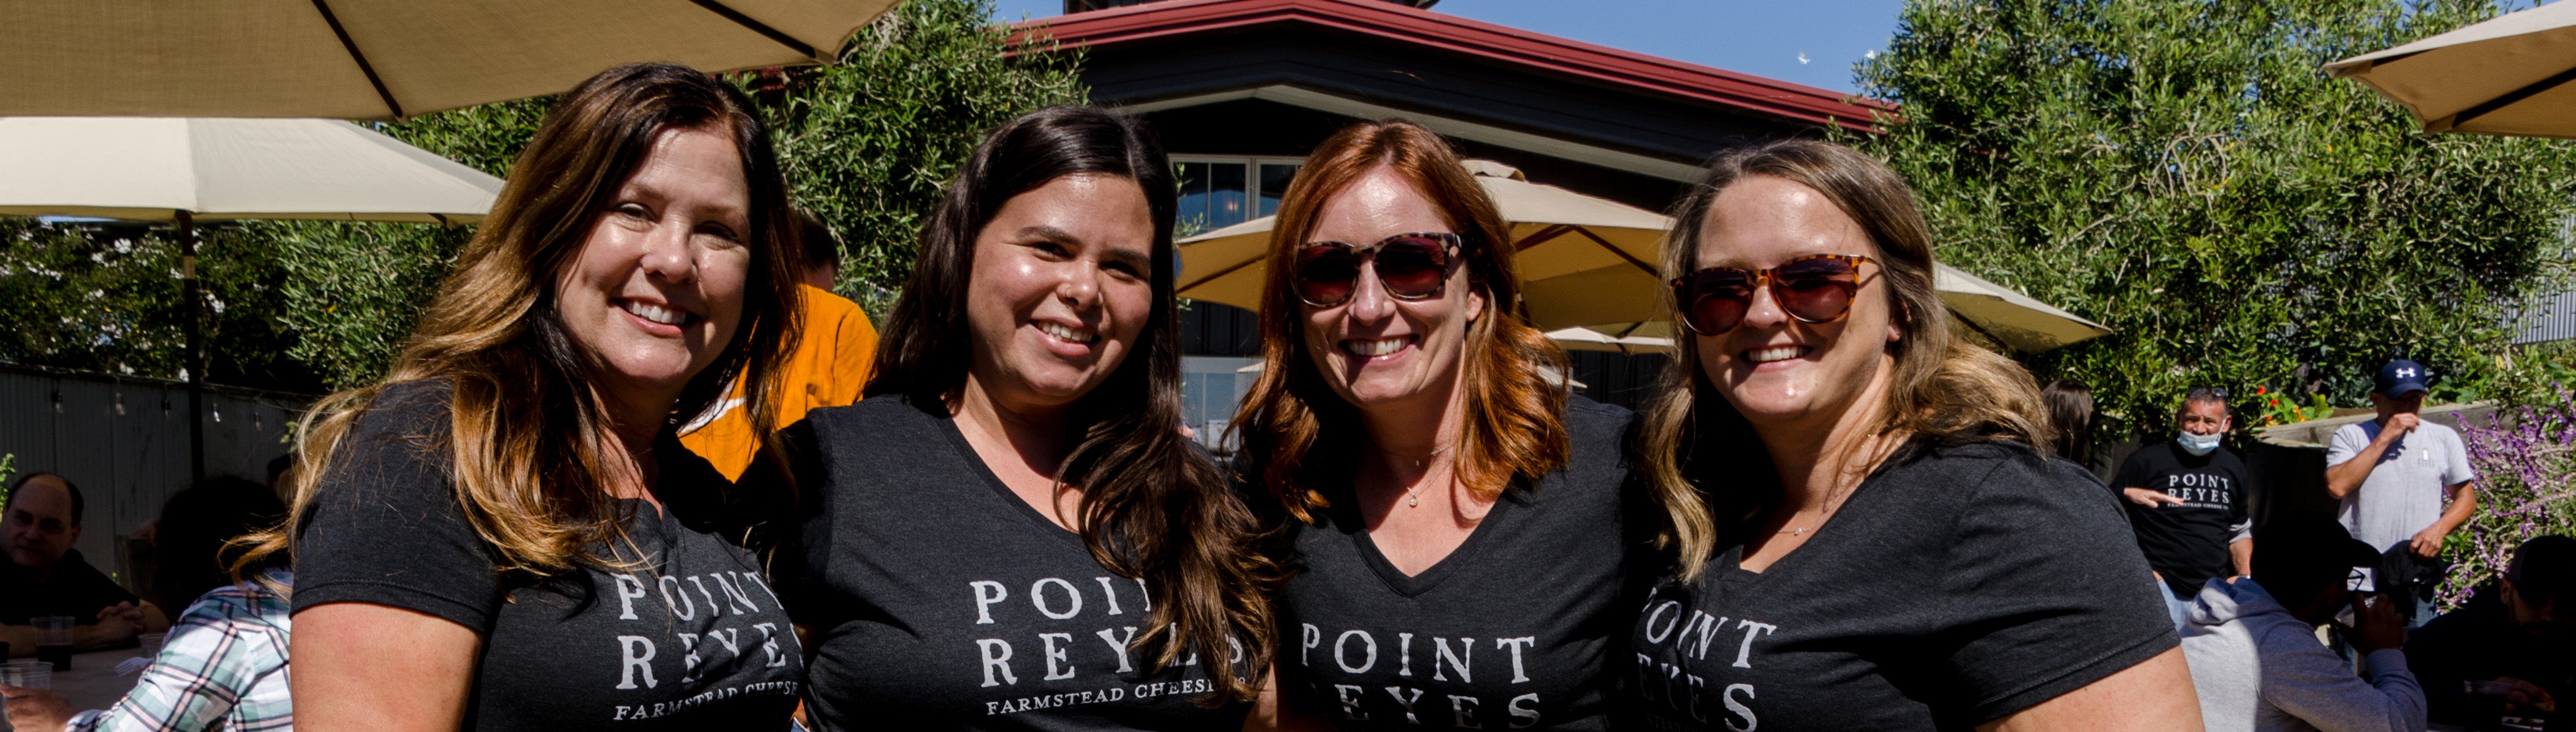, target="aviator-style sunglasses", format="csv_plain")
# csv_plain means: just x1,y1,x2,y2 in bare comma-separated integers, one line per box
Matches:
1669,254,1878,335
1292,232,1466,307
